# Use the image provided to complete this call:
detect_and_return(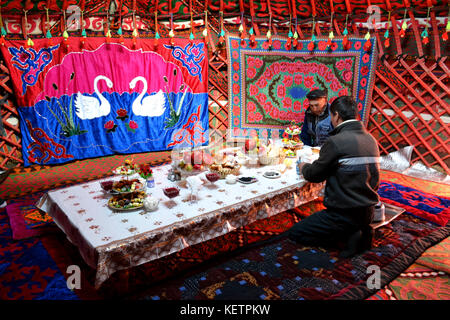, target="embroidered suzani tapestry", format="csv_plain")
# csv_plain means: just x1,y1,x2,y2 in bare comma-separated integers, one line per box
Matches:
1,38,209,166
227,34,377,140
